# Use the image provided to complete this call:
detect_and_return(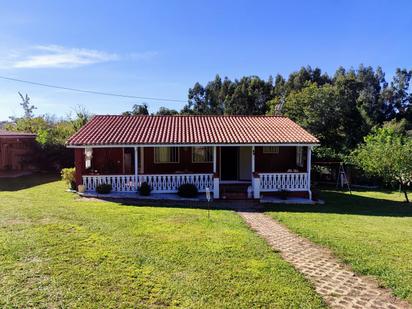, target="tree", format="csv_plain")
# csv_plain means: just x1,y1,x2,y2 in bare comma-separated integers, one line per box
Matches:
224,76,272,115
70,106,91,131
183,75,225,115
381,68,412,121
18,92,36,118
283,82,345,157
267,74,286,115
155,107,179,115
5,96,91,170
123,103,149,115
351,127,412,202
